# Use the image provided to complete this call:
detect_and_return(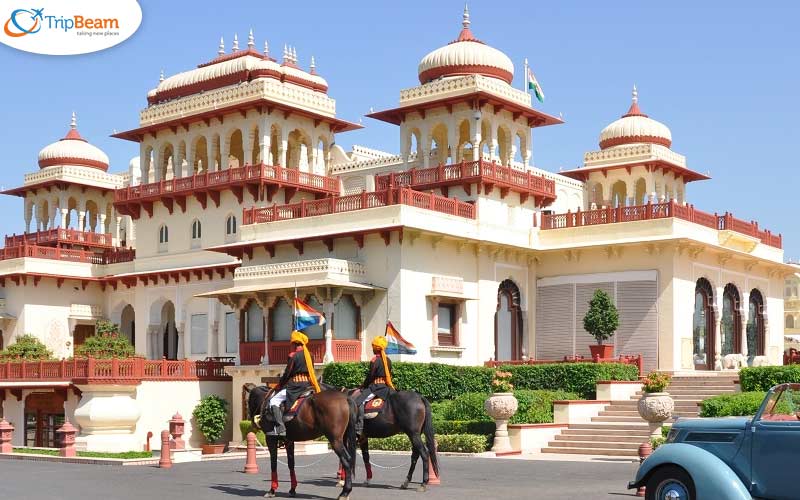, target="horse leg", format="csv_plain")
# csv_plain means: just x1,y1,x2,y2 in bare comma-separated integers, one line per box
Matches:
336,463,346,488
361,437,373,485
265,435,279,498
286,440,297,497
406,433,430,492
331,438,353,500
401,446,419,490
